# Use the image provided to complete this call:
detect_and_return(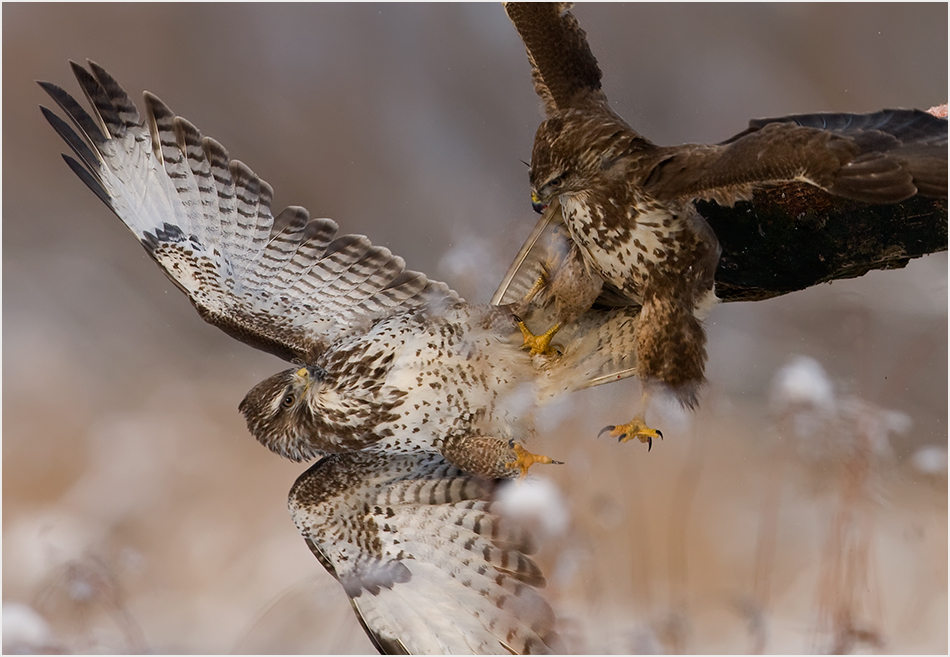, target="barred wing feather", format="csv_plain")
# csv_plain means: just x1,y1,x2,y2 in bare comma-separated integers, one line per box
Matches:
40,61,460,362
290,452,562,655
